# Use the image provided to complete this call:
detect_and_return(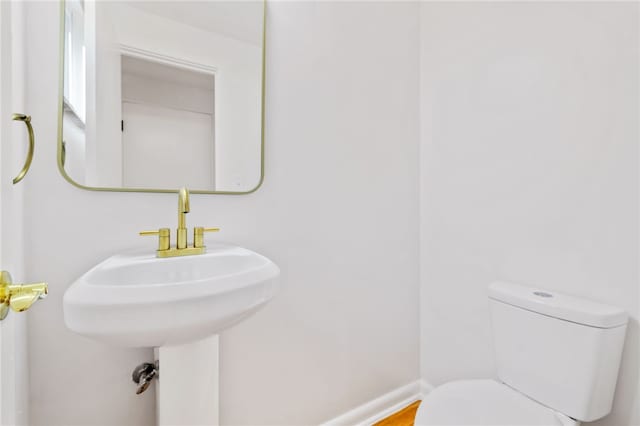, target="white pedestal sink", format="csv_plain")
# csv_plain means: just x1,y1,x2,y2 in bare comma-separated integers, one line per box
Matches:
154,335,220,425
63,243,280,425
